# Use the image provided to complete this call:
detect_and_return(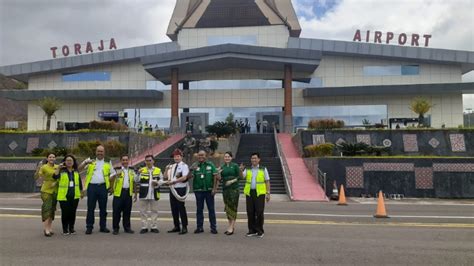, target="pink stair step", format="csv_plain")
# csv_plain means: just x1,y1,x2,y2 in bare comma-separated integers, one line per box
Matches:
277,133,328,201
